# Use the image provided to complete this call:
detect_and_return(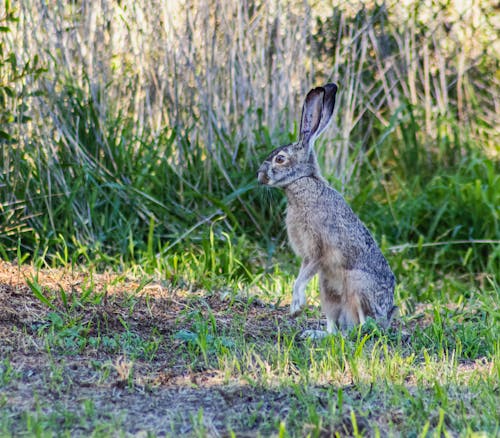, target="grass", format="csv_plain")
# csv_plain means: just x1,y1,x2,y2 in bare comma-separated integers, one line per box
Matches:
0,259,498,436
0,0,499,436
